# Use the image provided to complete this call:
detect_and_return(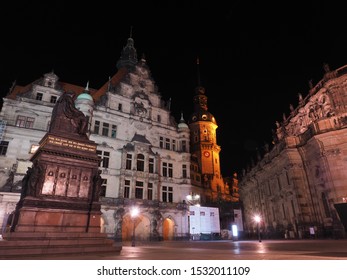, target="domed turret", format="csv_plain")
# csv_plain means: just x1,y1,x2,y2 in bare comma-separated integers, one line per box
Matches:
178,112,189,130
75,82,94,136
